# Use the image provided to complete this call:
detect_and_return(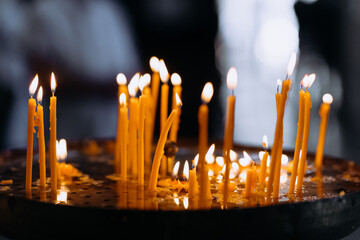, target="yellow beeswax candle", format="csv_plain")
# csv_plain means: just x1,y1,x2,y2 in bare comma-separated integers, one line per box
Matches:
148,94,182,192
142,74,153,174
289,79,306,195
259,135,269,188
128,76,140,176
244,168,254,198
26,75,38,191
315,94,333,170
35,86,46,189
296,74,315,193
120,93,129,182
159,60,169,133
188,168,199,198
223,67,237,205
50,72,58,193
198,82,214,204
150,57,160,121
169,73,182,142
137,78,148,185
